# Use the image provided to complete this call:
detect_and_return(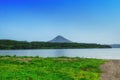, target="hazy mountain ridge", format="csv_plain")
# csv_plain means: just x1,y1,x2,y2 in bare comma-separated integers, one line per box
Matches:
111,44,120,48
